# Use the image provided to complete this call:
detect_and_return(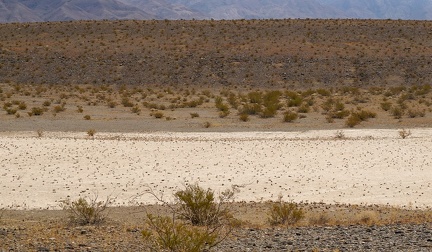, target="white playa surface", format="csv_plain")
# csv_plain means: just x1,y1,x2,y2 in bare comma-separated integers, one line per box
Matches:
1,129,431,210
